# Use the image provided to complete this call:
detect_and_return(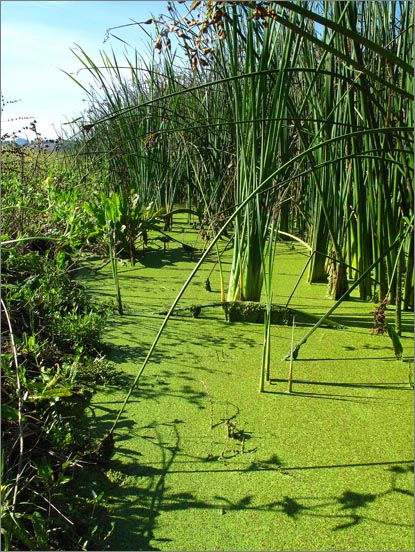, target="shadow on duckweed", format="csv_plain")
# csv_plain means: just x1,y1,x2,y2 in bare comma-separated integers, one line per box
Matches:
76,243,413,550
81,422,413,552
135,246,202,270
